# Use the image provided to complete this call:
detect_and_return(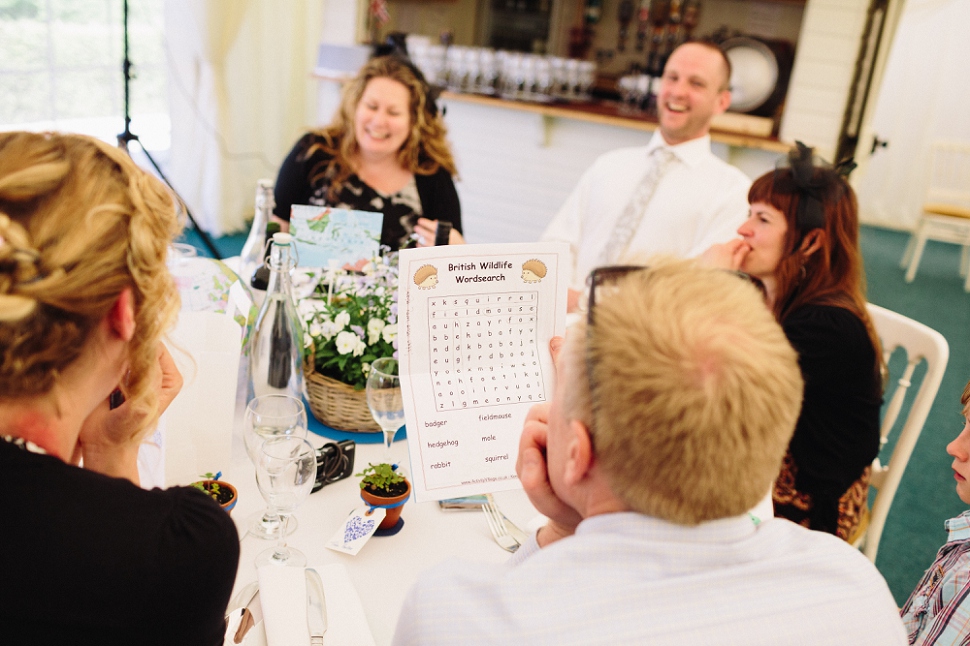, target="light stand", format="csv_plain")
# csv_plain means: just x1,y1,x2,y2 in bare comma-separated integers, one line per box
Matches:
116,0,222,259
